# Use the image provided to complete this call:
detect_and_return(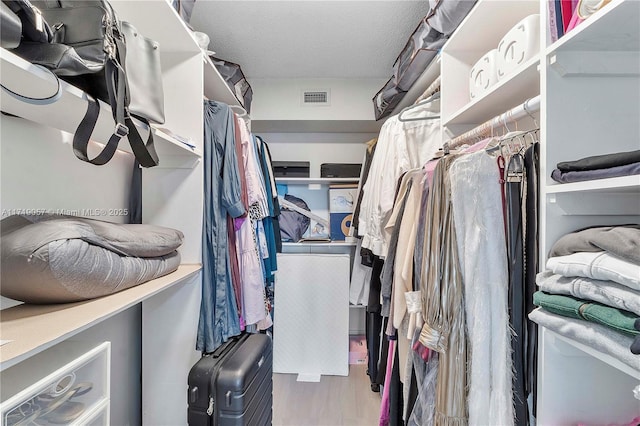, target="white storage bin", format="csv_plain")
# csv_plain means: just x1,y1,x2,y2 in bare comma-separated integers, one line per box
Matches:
0,342,110,426
469,49,499,100
496,14,540,80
